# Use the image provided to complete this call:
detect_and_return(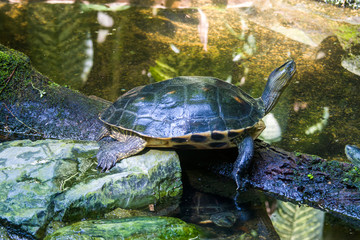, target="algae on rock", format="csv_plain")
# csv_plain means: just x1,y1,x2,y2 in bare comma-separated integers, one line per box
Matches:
53,148,183,222
45,216,211,240
0,139,182,239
